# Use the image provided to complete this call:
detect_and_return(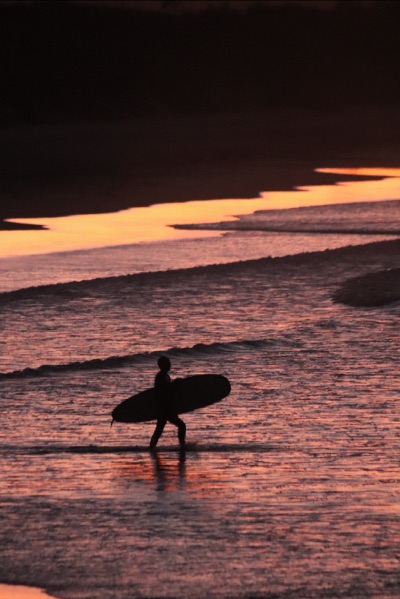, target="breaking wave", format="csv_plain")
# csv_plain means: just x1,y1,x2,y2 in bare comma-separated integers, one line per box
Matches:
333,267,400,307
0,336,301,379
1,239,399,303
